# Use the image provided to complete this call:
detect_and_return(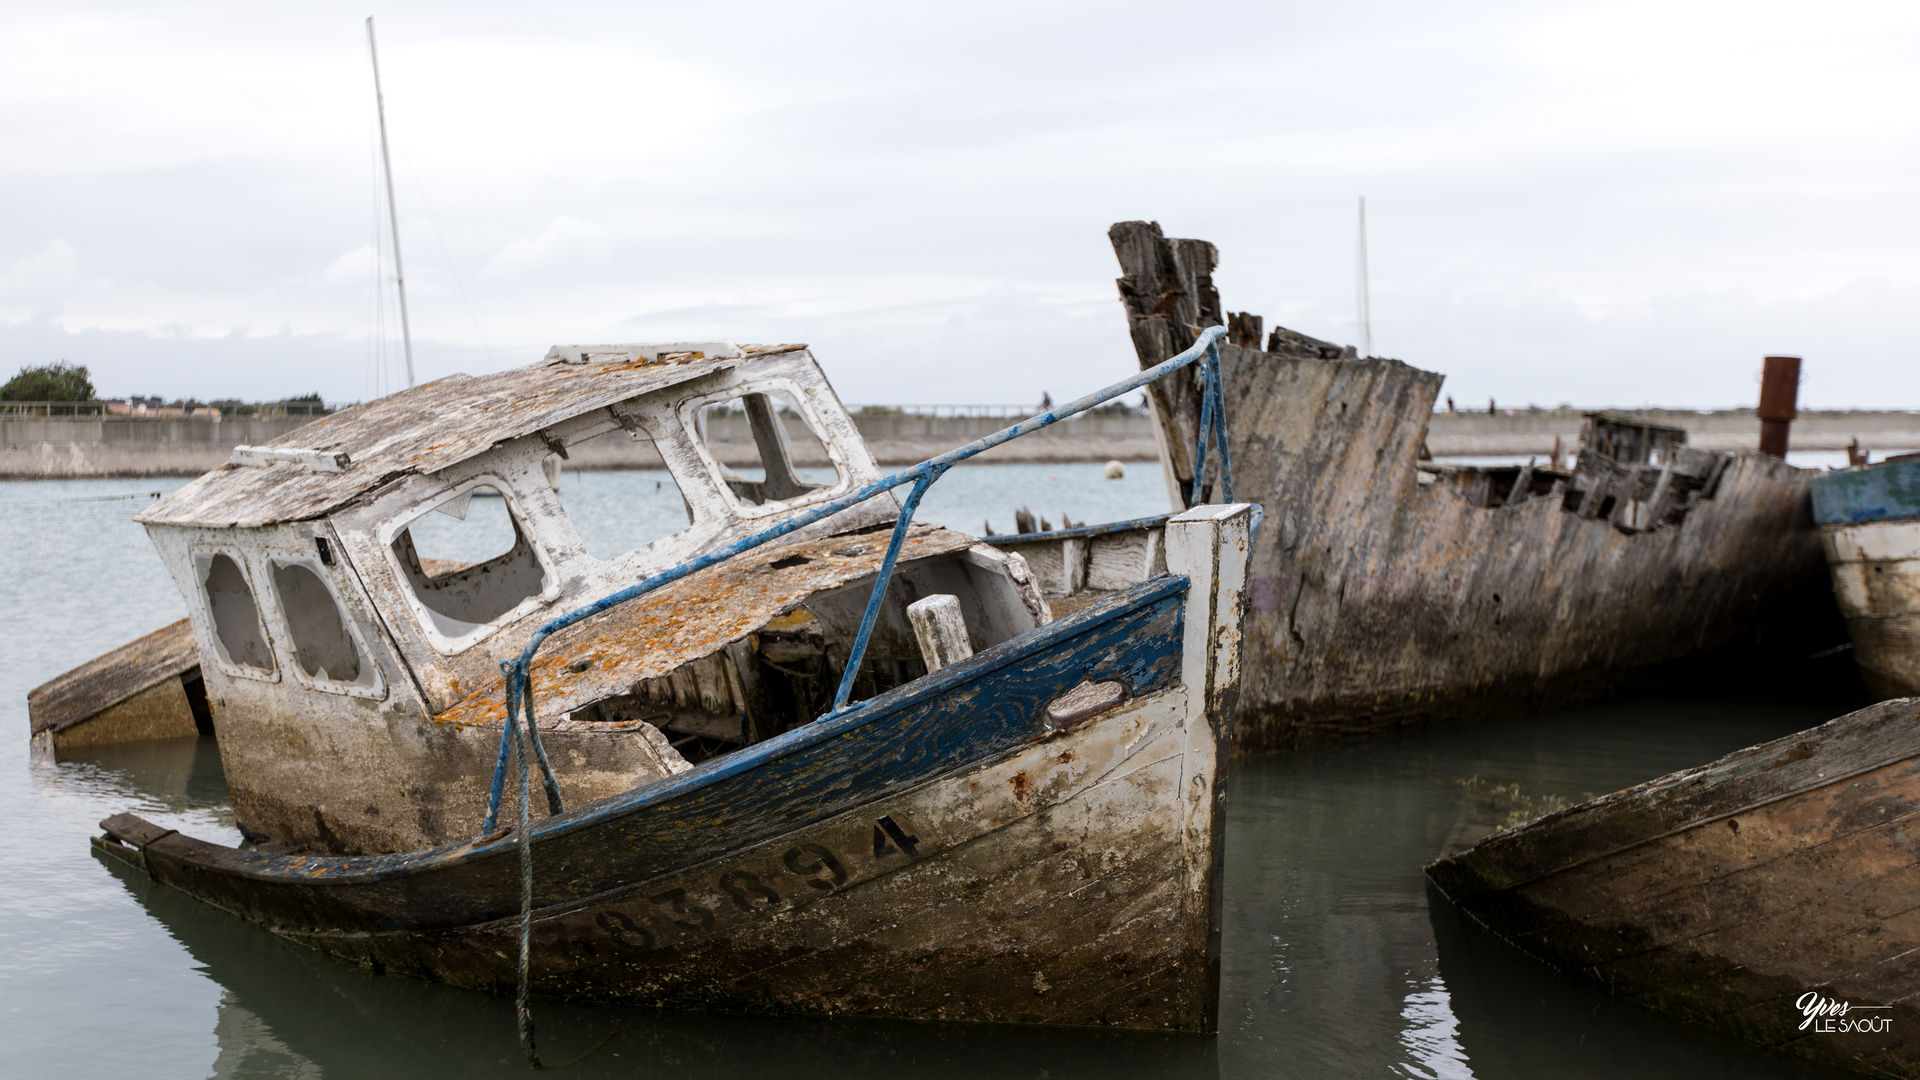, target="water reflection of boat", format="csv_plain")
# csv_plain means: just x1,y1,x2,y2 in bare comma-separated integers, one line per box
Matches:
91,332,1258,1032
98,852,1220,1080
1426,696,1920,1076
50,734,230,820
1425,879,1841,1080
